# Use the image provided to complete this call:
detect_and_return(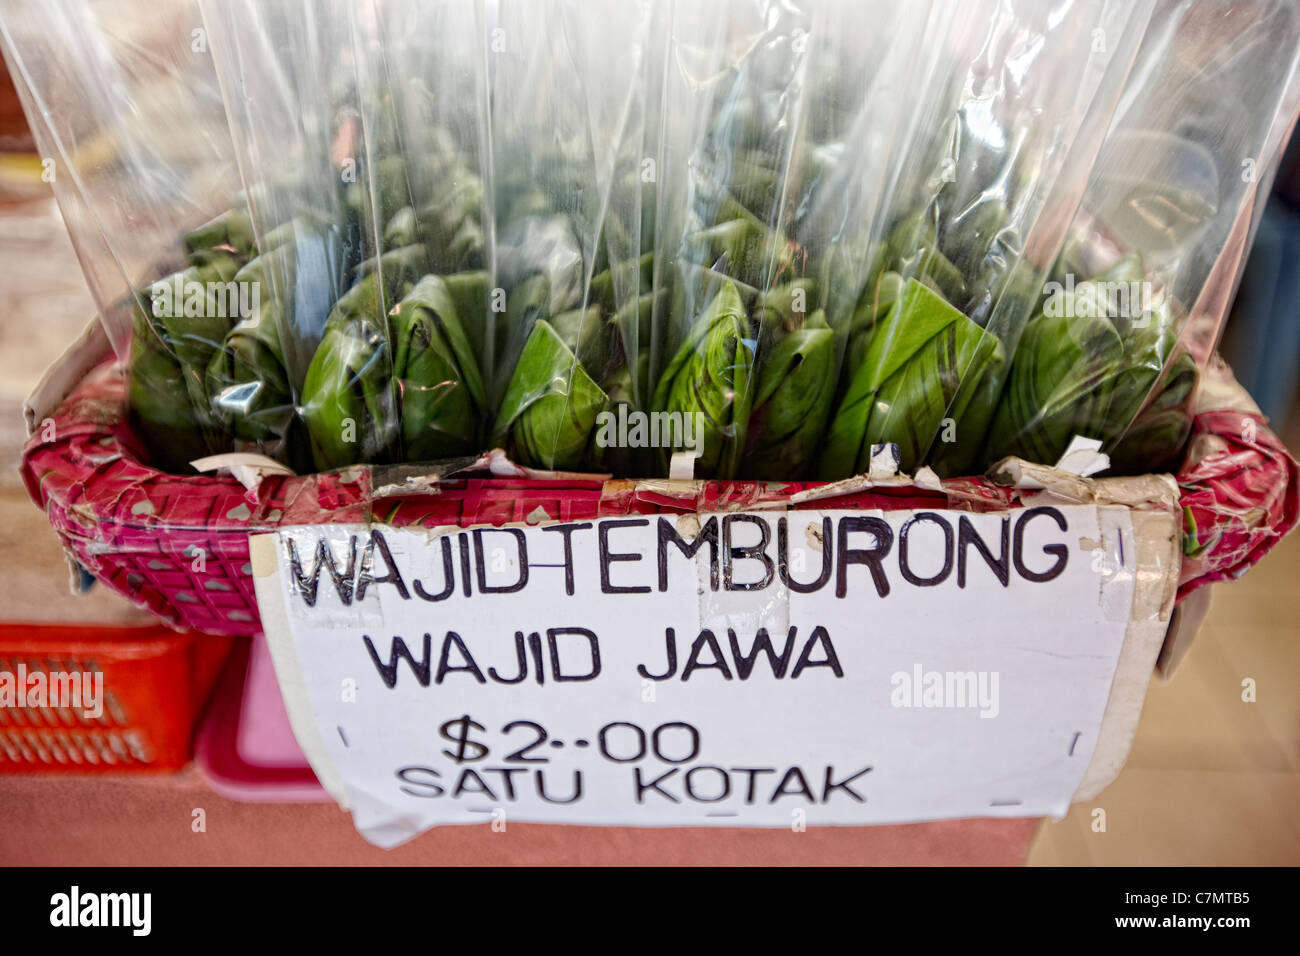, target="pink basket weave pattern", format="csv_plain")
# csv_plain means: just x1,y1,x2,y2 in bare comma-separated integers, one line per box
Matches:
22,359,1297,636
